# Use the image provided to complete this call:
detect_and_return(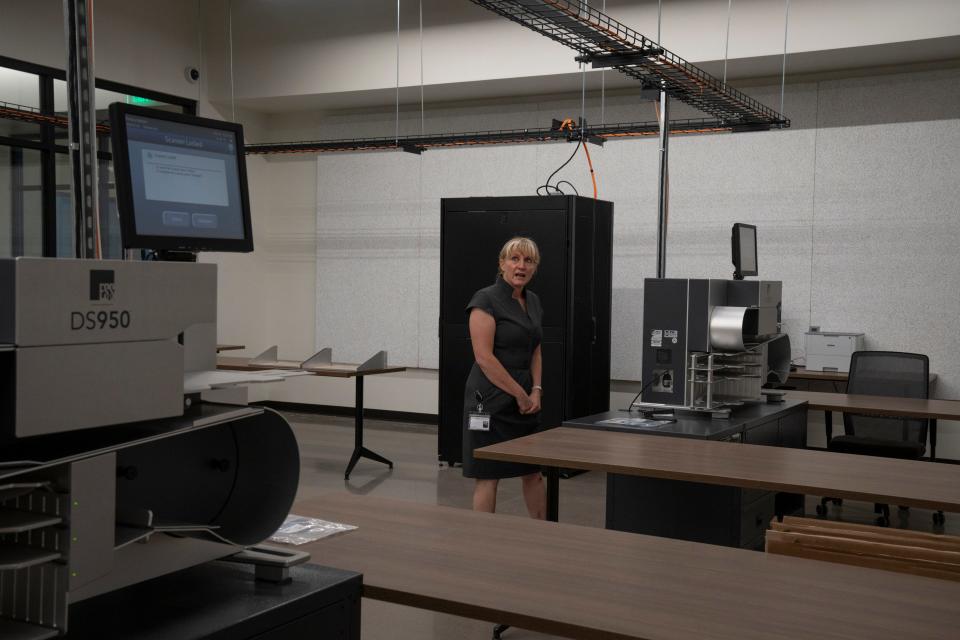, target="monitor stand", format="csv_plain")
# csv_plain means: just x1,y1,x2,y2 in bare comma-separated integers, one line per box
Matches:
153,249,198,262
